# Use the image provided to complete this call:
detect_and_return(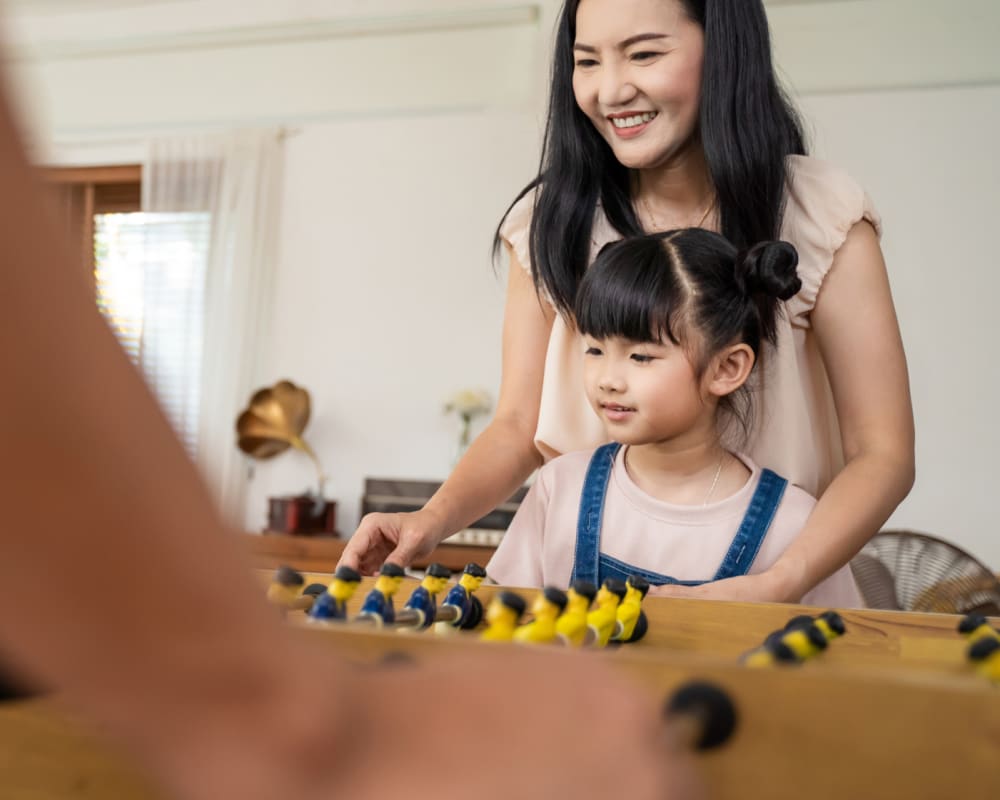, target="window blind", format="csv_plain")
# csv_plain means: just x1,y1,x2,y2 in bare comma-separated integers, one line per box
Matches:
93,211,211,455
